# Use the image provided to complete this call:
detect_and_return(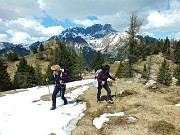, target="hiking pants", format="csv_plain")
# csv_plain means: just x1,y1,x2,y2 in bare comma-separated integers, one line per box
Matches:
52,85,67,107
97,83,112,101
